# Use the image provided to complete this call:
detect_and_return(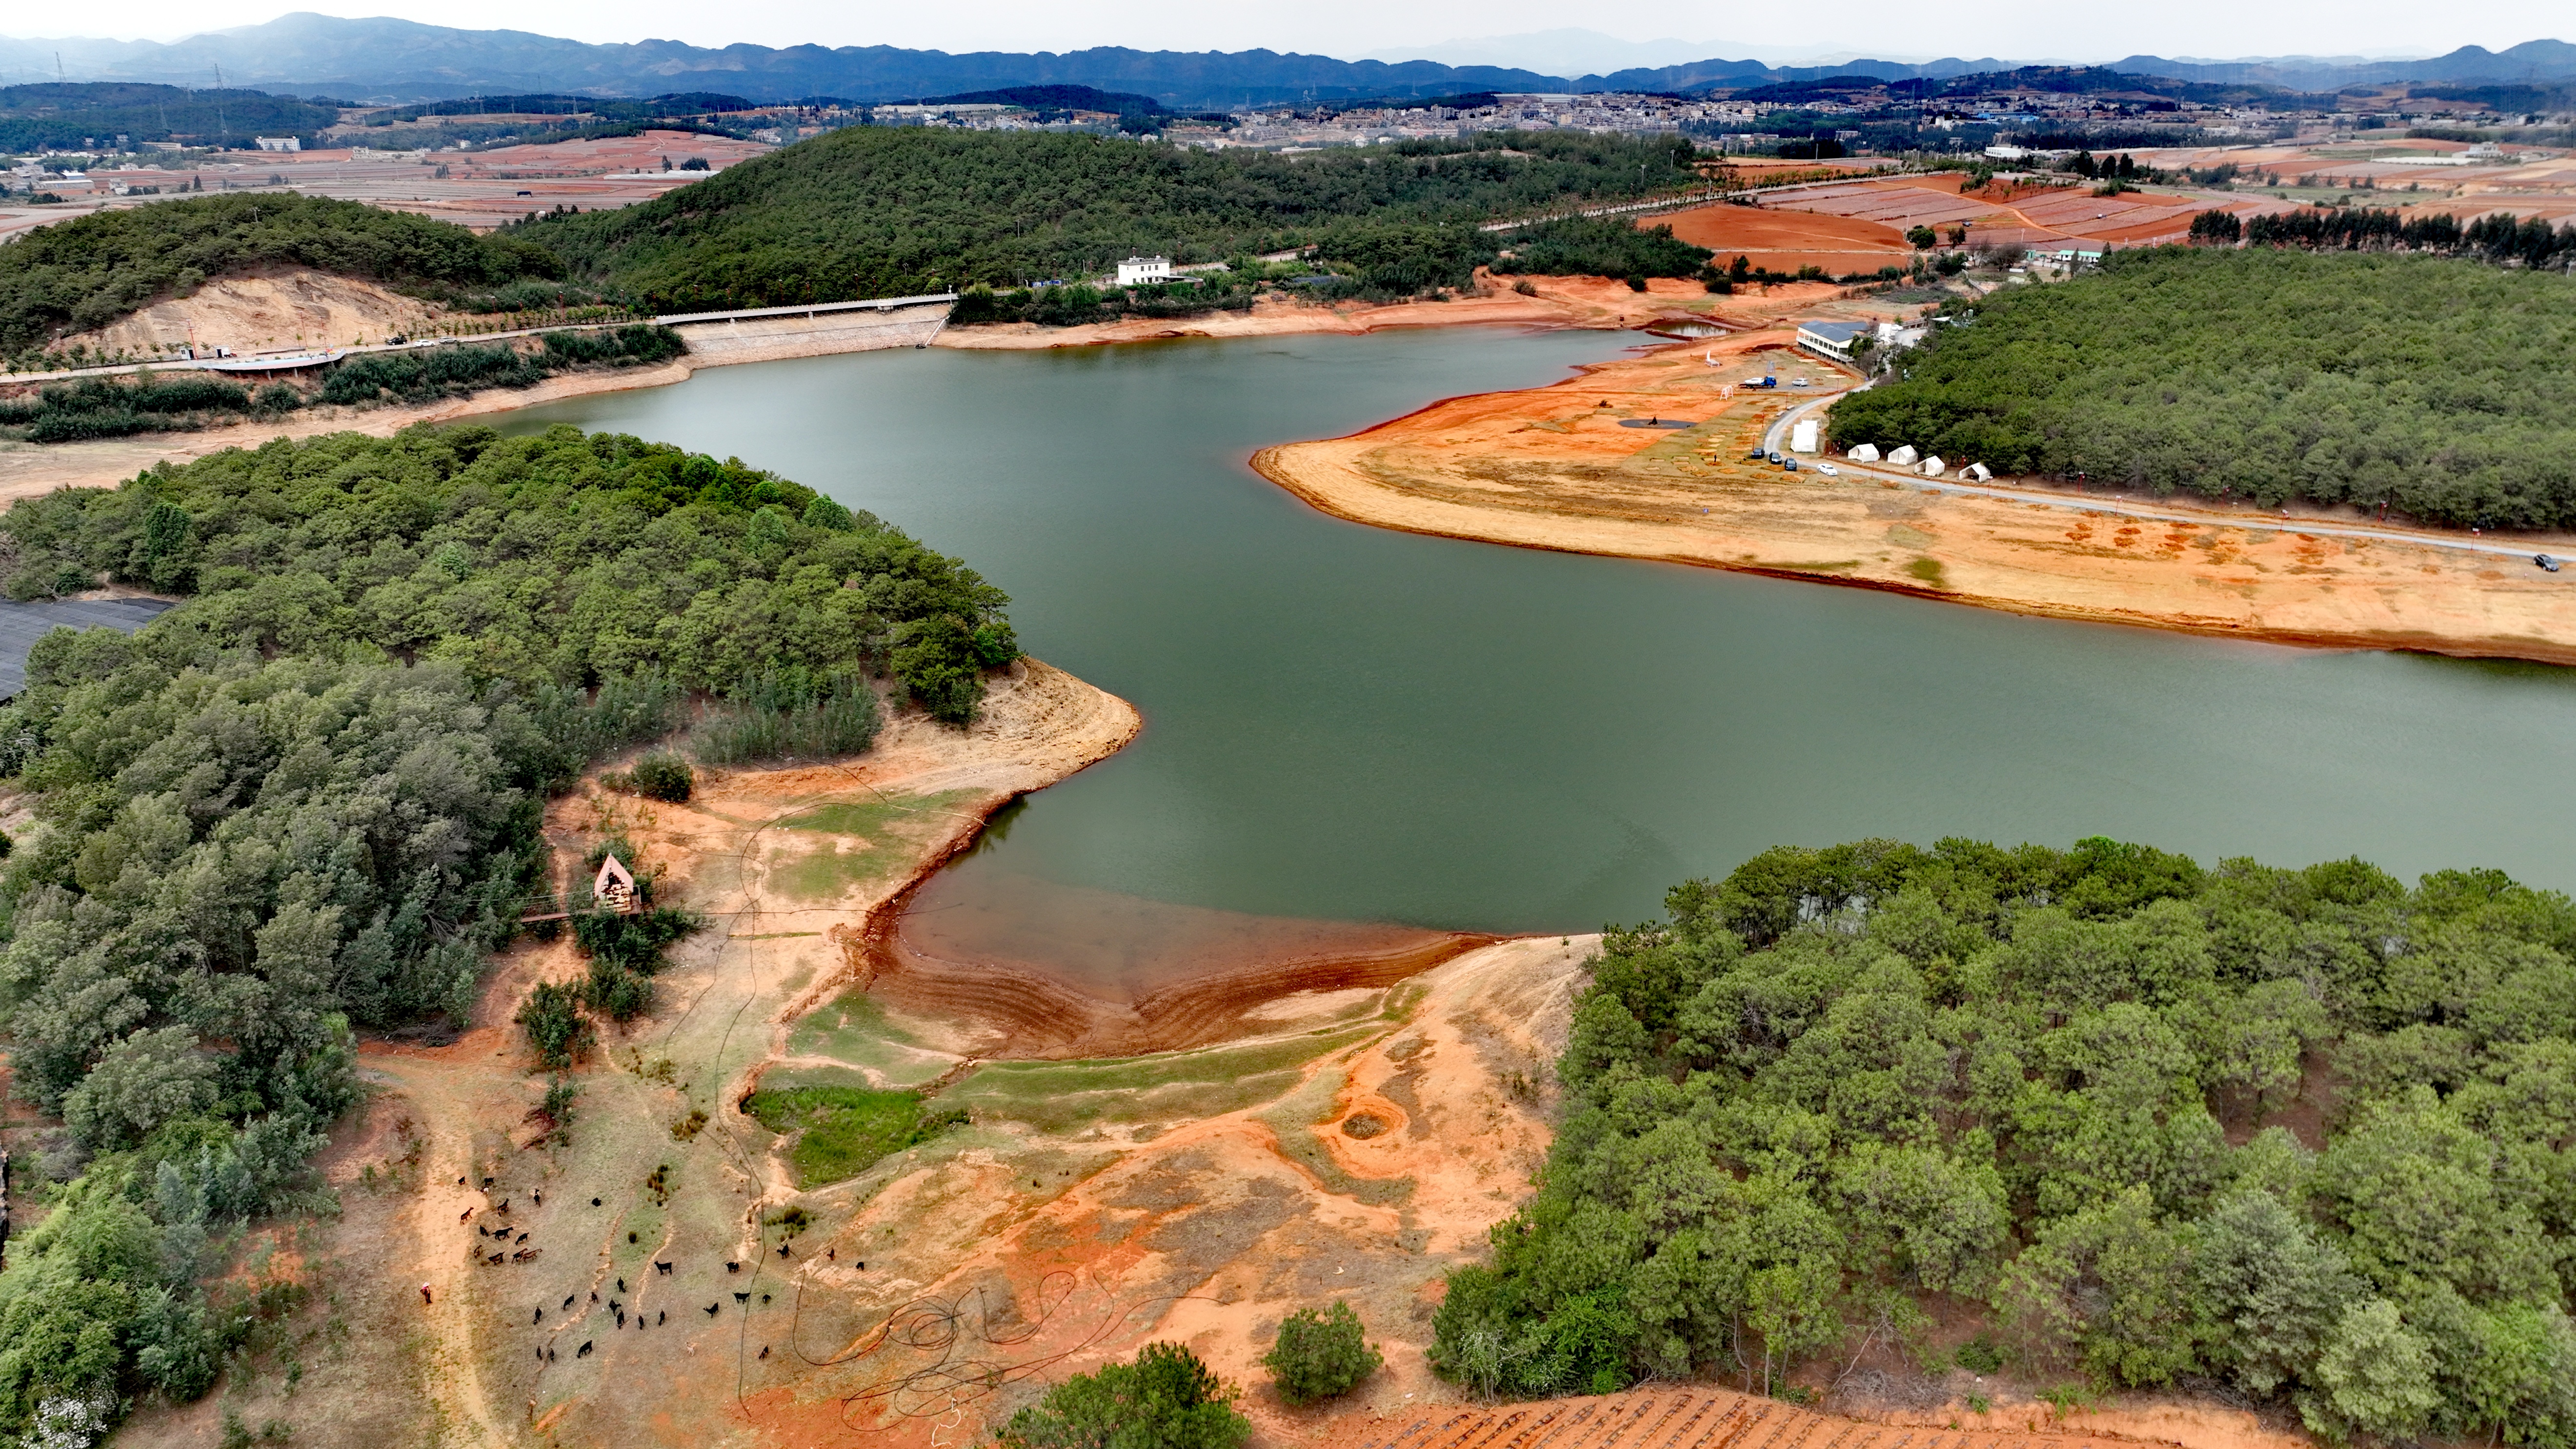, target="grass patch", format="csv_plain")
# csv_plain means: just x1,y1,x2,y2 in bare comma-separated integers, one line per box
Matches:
1905,556,1949,586
959,1070,1306,1135
946,1026,1381,1136
785,990,955,1086
765,790,978,902
774,800,916,835
960,1027,1376,1100
770,839,897,900
773,789,974,836
742,1085,967,1188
